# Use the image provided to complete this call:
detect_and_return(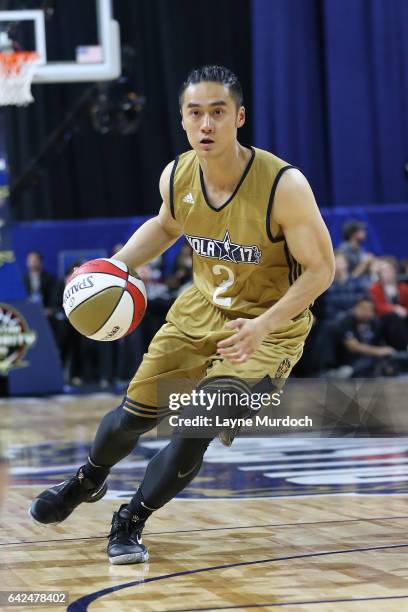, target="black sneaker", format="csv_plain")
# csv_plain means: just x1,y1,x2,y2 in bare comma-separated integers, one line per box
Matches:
107,504,149,565
28,468,107,525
